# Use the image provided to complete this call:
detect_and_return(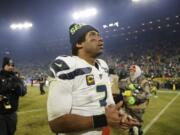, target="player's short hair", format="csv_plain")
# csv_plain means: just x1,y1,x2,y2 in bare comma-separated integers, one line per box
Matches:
72,33,86,55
